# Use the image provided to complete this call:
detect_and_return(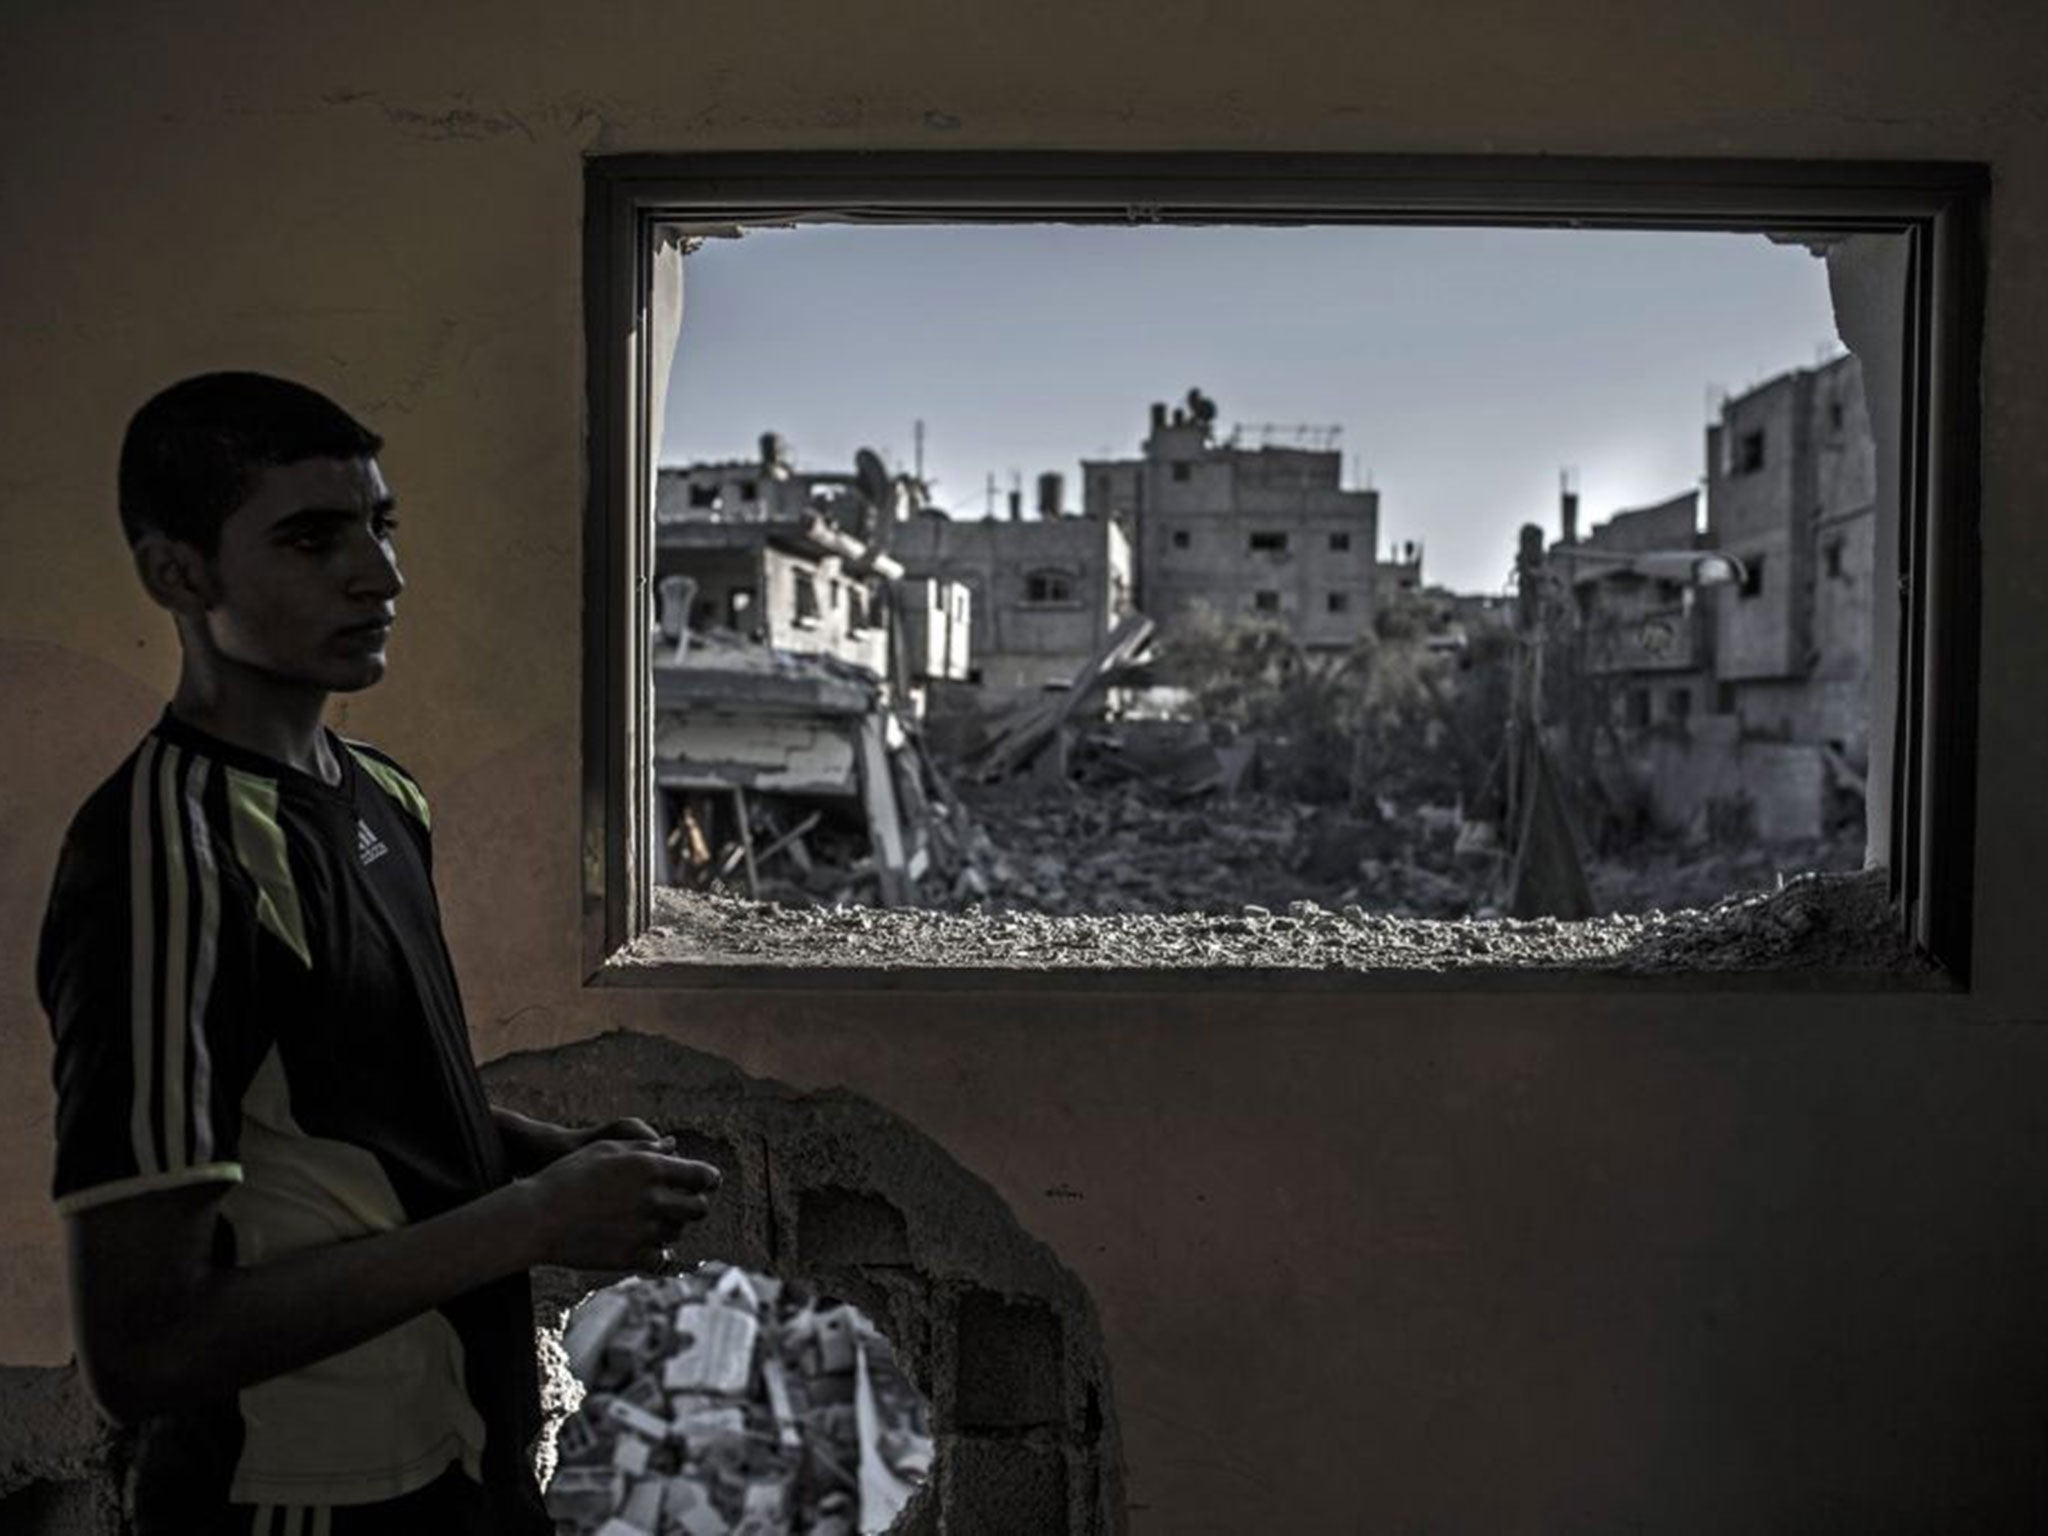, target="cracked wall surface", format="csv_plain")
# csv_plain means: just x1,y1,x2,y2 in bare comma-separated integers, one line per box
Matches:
4,2,2048,1530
